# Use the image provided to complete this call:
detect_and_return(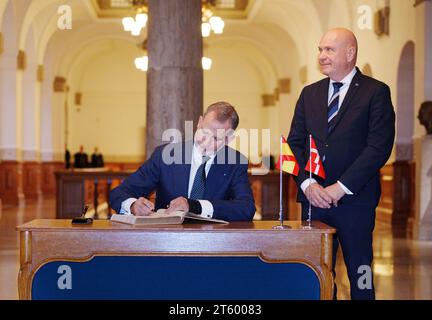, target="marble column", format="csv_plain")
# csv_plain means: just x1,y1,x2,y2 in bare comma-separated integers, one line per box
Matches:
146,0,203,157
